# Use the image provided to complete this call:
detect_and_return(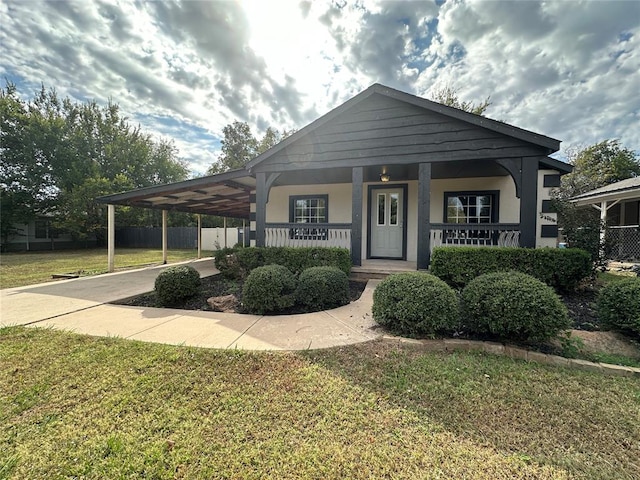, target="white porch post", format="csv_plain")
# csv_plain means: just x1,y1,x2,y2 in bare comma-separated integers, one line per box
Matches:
600,200,608,246
162,210,168,264
107,204,115,273
224,216,228,248
197,214,202,259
